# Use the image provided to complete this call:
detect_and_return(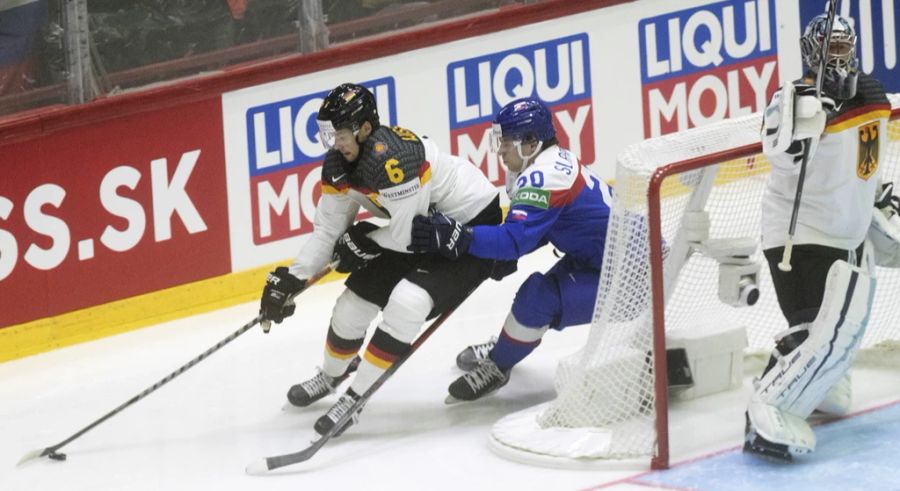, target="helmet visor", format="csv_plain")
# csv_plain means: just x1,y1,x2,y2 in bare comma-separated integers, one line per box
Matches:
317,120,358,150
825,36,856,68
489,124,524,153
317,119,337,149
